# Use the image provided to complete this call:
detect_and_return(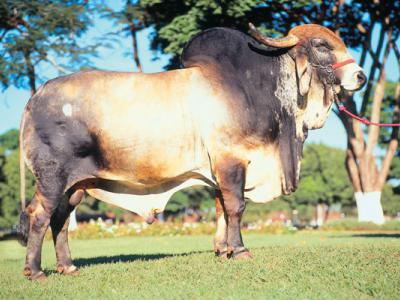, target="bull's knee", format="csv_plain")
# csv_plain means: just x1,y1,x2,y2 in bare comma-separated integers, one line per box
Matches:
224,199,246,219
